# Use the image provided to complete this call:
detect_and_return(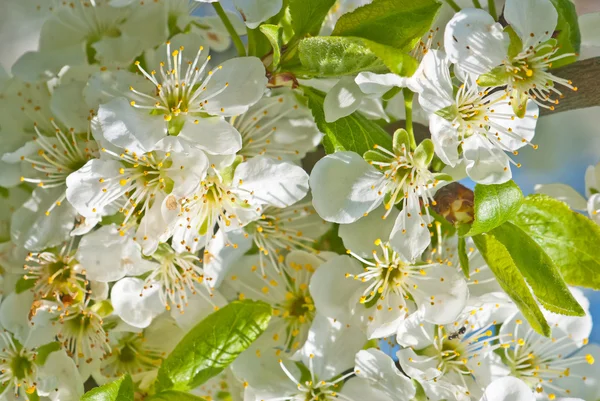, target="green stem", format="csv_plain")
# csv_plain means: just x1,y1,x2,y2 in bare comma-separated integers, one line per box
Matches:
212,3,246,57
403,89,416,150
247,28,257,57
488,0,498,20
444,0,461,12
472,0,482,8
